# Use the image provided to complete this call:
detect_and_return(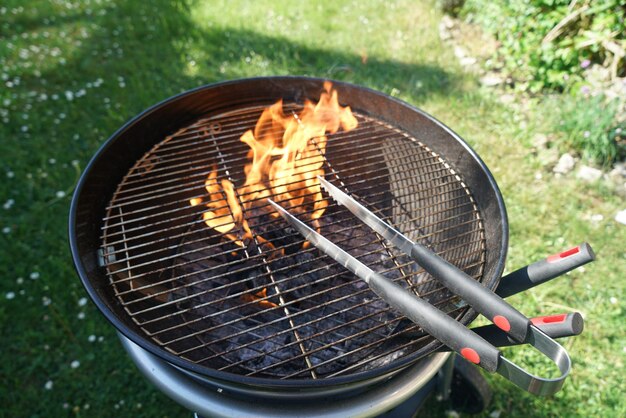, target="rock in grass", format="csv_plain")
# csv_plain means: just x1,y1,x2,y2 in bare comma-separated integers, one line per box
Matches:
480,74,503,87
538,147,559,166
439,15,454,41
532,133,549,149
499,94,515,104
576,165,603,182
553,153,576,174
615,209,626,225
609,162,626,180
454,45,467,59
460,56,477,66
